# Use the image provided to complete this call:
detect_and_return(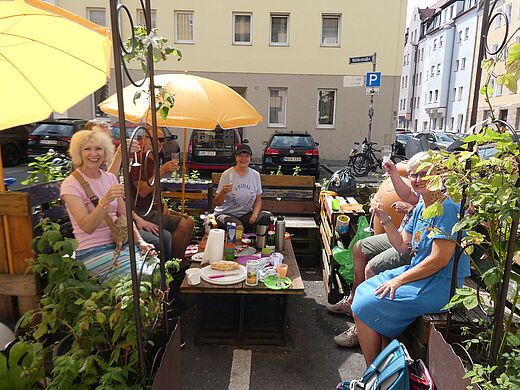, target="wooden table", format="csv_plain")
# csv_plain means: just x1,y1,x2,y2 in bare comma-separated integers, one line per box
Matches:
180,238,304,345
